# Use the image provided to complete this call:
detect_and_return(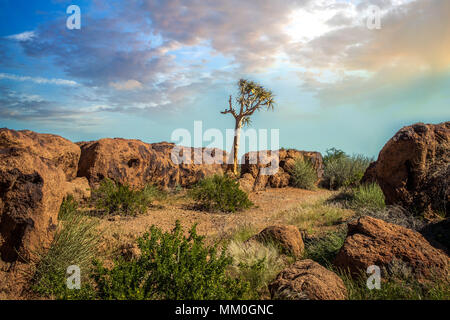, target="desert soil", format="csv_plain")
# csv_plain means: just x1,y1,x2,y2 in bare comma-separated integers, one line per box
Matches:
95,187,338,258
